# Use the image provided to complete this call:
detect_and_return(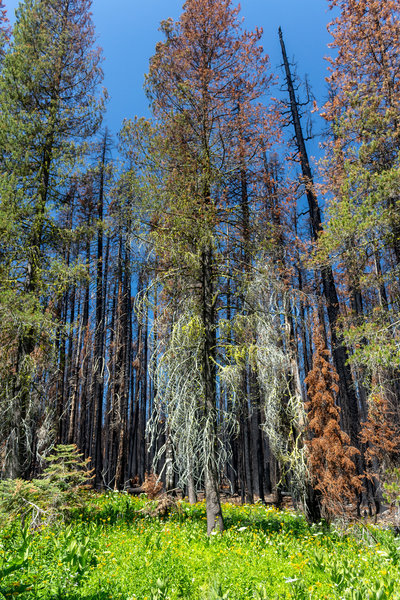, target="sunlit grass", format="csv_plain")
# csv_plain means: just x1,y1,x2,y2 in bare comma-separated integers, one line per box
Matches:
1,492,399,599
